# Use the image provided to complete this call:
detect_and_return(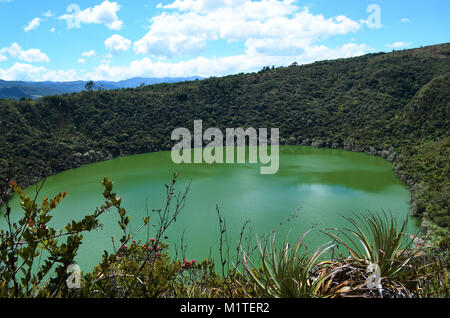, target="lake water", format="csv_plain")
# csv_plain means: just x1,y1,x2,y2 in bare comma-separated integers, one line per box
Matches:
5,146,418,272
